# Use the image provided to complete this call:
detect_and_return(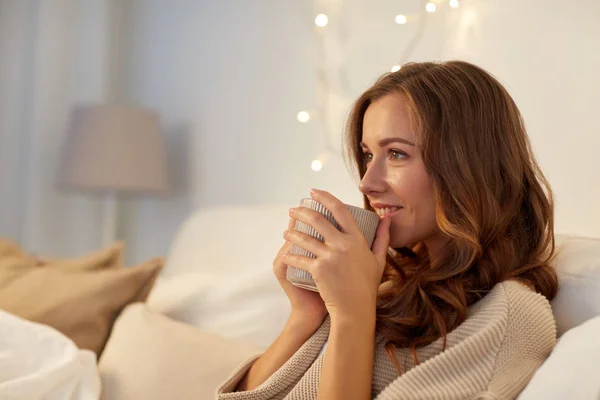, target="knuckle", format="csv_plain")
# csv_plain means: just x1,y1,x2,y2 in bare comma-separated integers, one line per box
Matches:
311,262,322,278
273,243,291,266
332,202,345,215
304,210,319,226
337,240,351,252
